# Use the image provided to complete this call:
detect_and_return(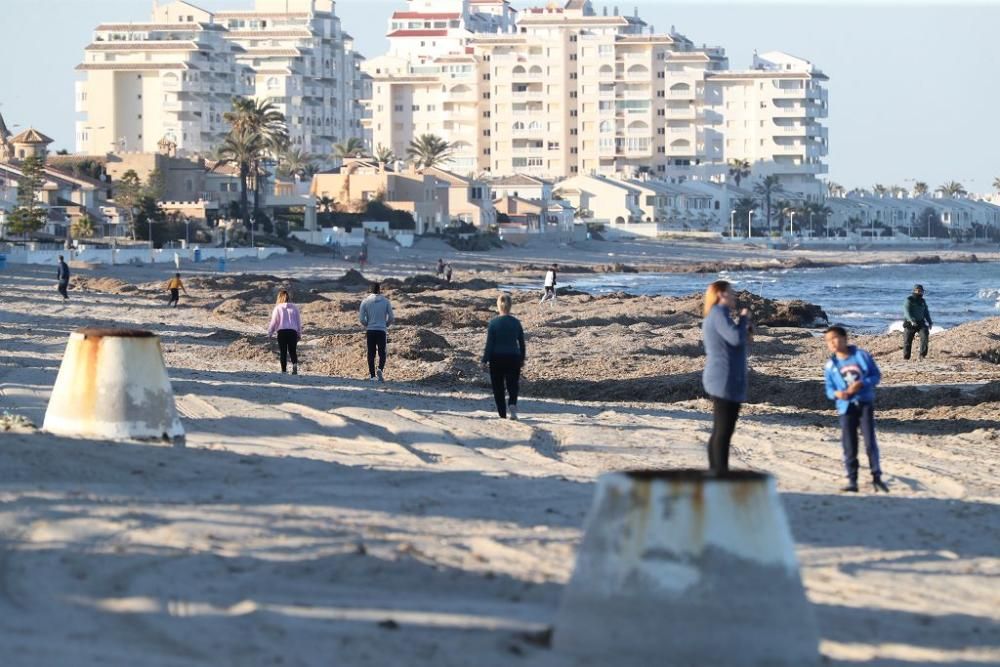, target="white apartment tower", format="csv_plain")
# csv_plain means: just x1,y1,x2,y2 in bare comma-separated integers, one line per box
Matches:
76,0,368,158
364,0,829,195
